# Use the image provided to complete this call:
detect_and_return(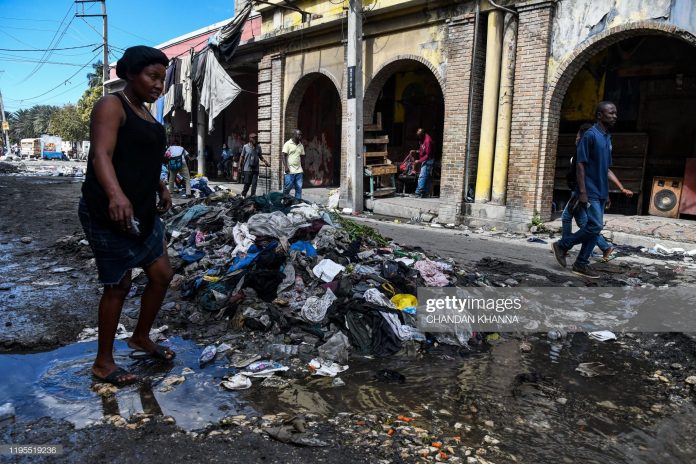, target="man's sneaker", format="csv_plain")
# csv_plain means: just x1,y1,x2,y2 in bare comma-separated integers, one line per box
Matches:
572,263,600,279
552,242,567,268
